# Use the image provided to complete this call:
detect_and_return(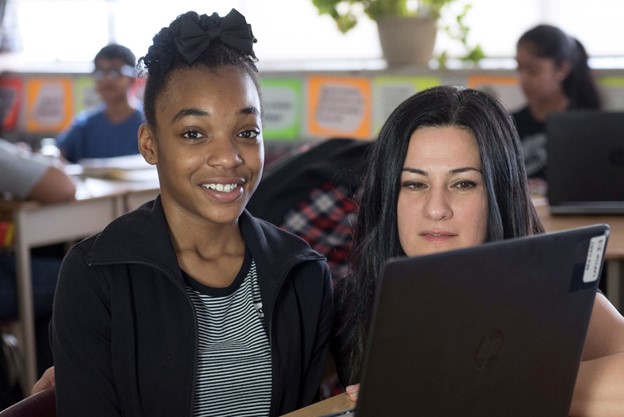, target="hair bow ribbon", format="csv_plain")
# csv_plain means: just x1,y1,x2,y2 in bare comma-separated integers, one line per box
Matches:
175,8,256,64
